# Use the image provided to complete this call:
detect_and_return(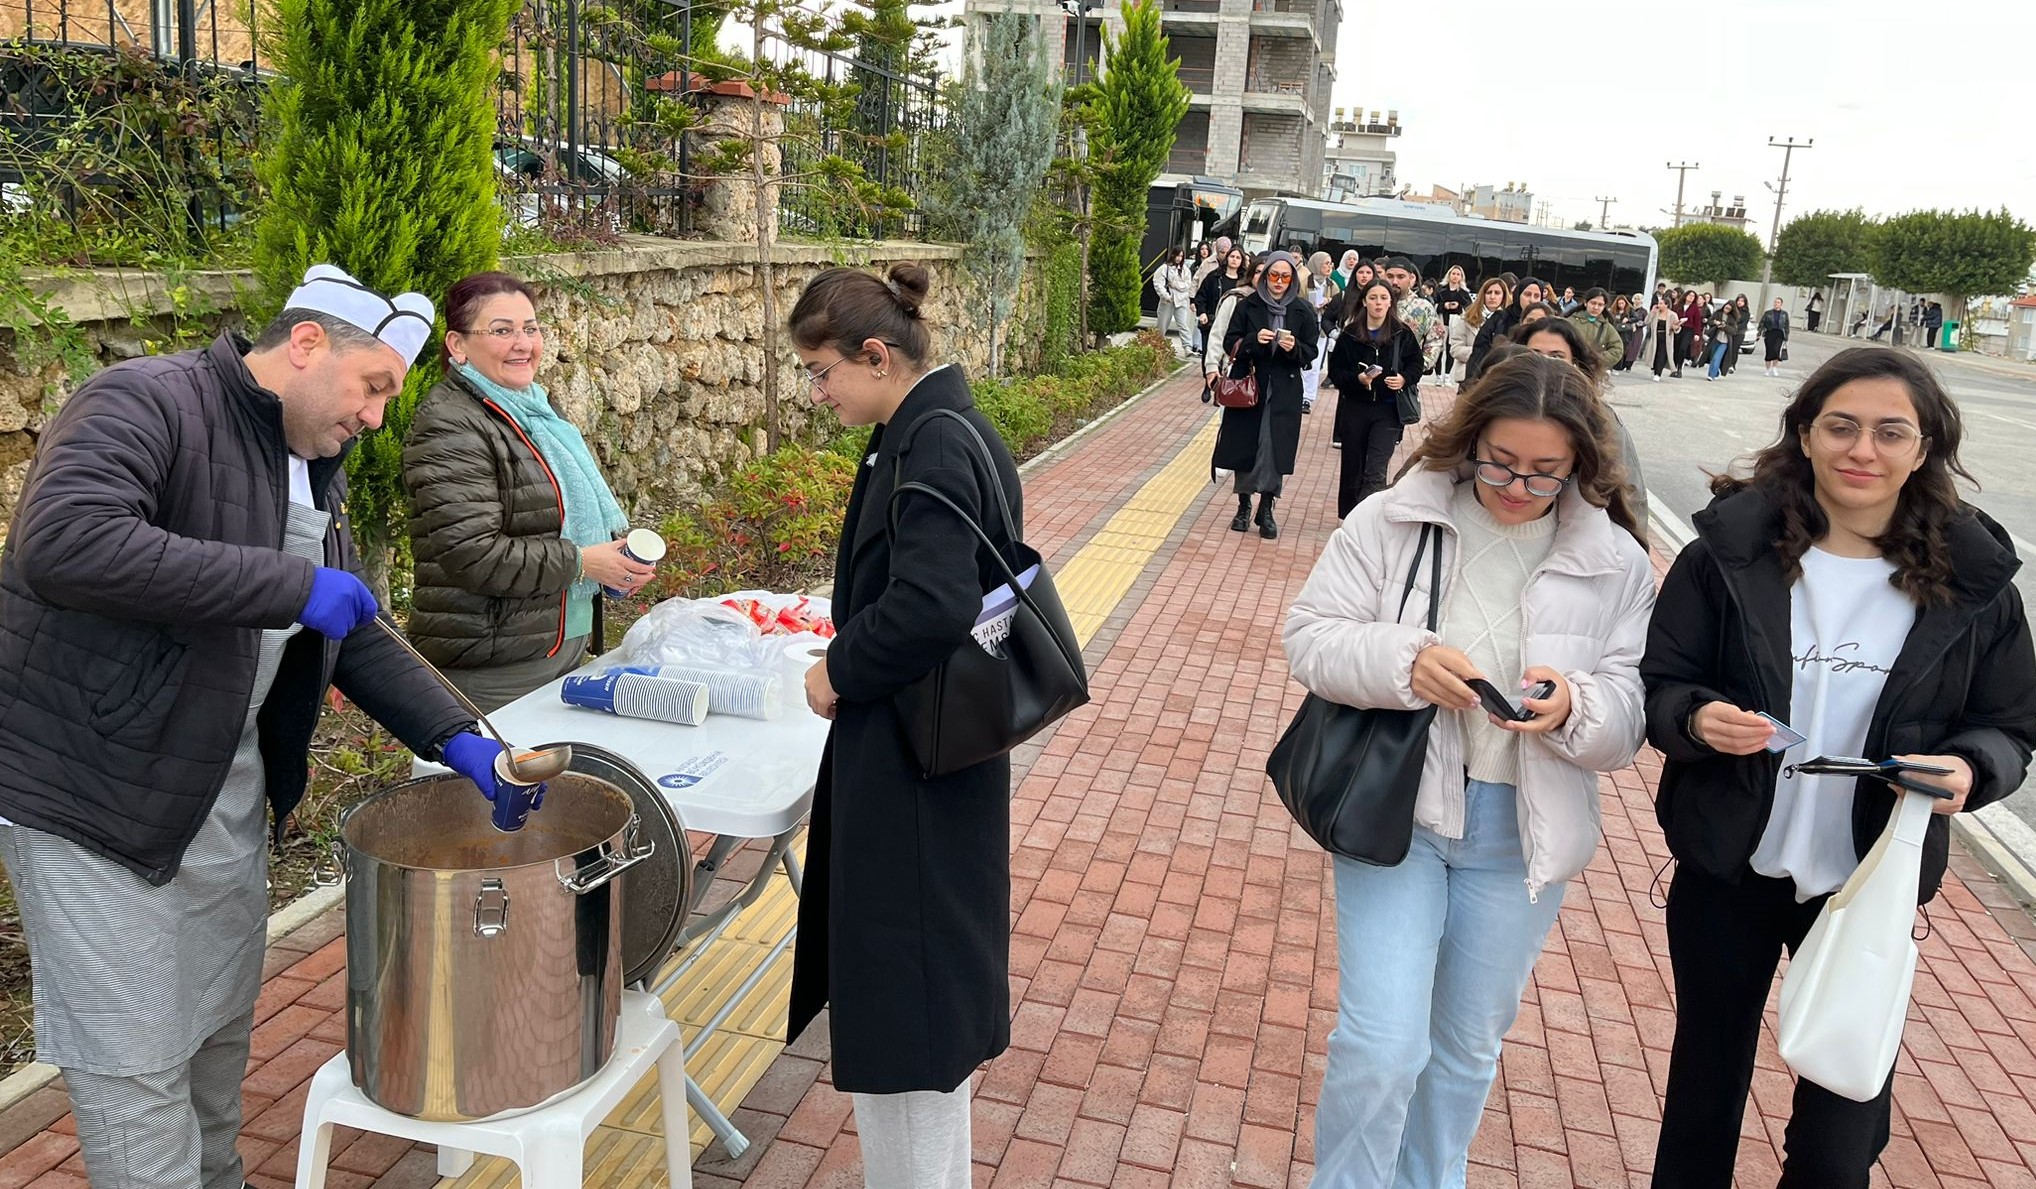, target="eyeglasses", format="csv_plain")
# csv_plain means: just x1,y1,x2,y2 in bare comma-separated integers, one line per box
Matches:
475,324,545,342
1470,454,1572,498
803,355,853,393
1810,417,1924,455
